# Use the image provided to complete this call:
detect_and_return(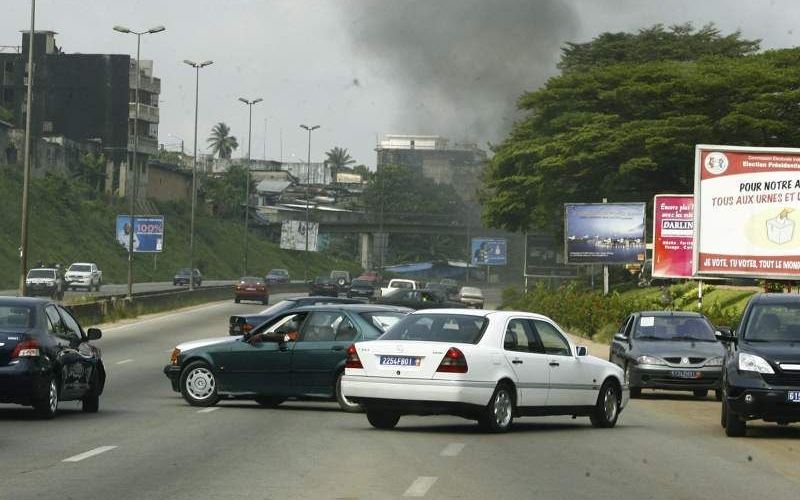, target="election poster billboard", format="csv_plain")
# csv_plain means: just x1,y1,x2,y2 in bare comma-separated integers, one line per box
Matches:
564,203,646,264
116,215,164,253
652,195,694,278
280,220,319,252
694,145,800,278
471,238,507,266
